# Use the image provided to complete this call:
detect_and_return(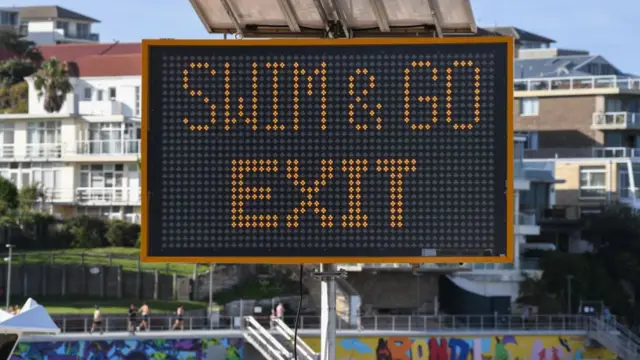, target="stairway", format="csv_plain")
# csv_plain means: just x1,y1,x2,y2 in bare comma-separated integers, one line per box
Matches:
242,316,318,360
586,317,640,359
